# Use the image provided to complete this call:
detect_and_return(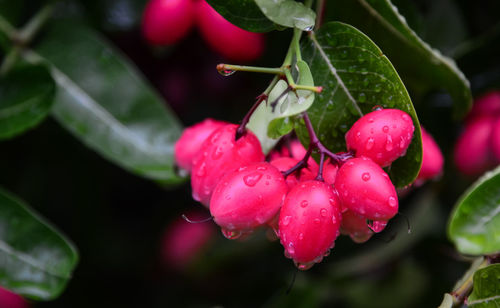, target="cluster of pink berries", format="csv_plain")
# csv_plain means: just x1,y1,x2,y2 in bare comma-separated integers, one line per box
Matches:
174,108,422,270
142,0,264,61
454,91,500,176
